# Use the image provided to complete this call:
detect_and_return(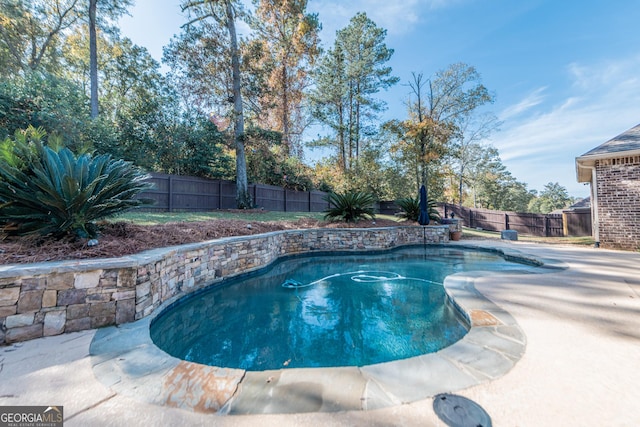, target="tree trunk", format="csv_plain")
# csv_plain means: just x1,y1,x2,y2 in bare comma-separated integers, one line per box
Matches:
89,0,99,119
347,80,354,171
355,81,360,165
423,164,429,208
225,1,250,208
281,64,290,156
458,166,464,207
338,103,346,171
